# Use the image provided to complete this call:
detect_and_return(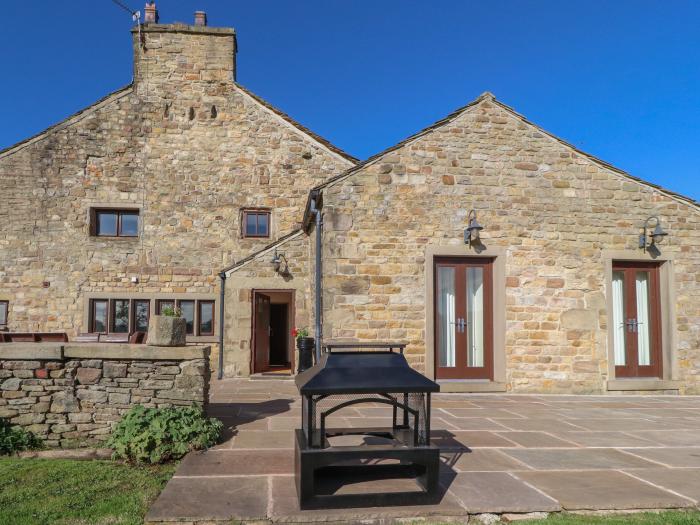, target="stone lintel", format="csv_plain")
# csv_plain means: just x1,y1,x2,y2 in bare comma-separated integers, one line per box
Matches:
0,343,64,360
64,344,210,361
